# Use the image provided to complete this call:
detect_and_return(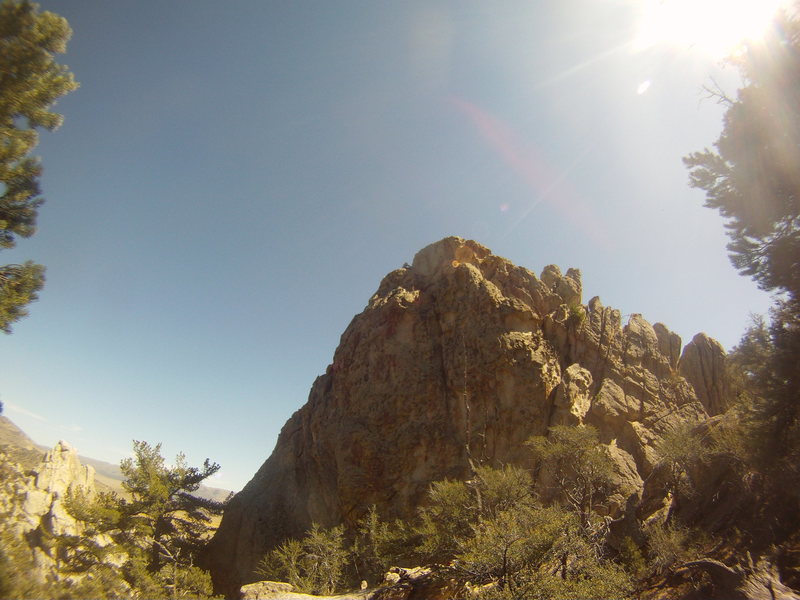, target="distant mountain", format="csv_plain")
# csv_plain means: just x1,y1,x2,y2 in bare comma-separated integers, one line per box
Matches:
0,415,37,449
0,415,43,471
0,415,232,502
